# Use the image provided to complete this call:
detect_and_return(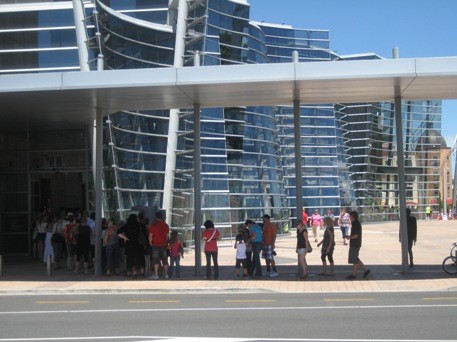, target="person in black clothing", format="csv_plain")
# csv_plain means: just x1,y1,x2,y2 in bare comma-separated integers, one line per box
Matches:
345,211,370,280
402,208,417,268
117,214,144,279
